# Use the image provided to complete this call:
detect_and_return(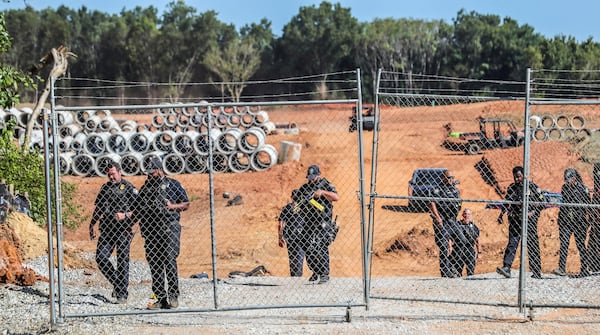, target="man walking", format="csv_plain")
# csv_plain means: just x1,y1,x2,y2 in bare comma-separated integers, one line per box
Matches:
496,166,544,279
135,157,189,309
298,164,338,284
89,162,137,304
